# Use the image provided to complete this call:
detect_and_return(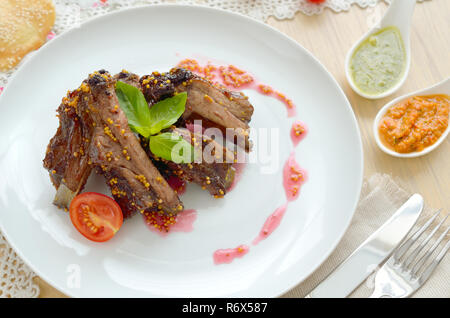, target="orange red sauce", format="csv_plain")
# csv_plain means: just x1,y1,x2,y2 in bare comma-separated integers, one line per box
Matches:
378,95,449,153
